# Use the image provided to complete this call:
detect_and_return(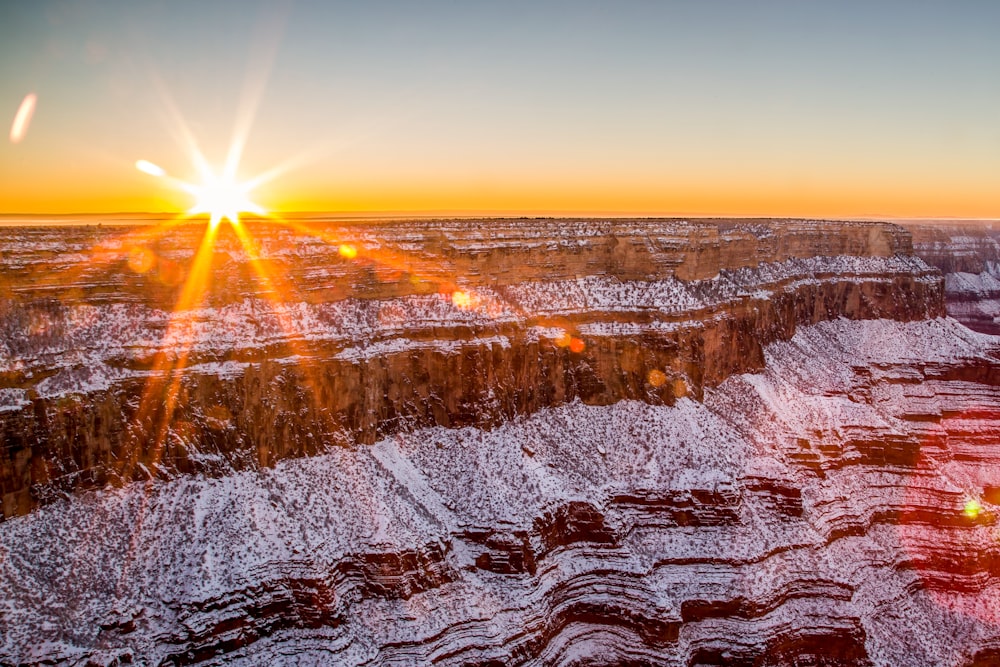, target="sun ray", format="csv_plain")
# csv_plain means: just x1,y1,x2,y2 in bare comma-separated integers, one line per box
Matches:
225,219,343,453
124,62,586,485
148,74,214,181
264,215,589,349
267,215,514,317
222,4,287,182
0,212,199,307
122,221,221,481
